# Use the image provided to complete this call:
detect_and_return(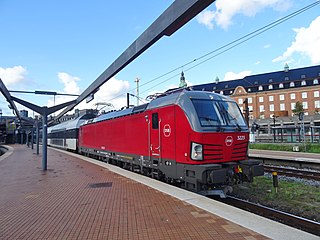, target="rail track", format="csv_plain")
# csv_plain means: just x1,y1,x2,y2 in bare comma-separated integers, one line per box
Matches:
217,196,320,236
263,165,320,181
